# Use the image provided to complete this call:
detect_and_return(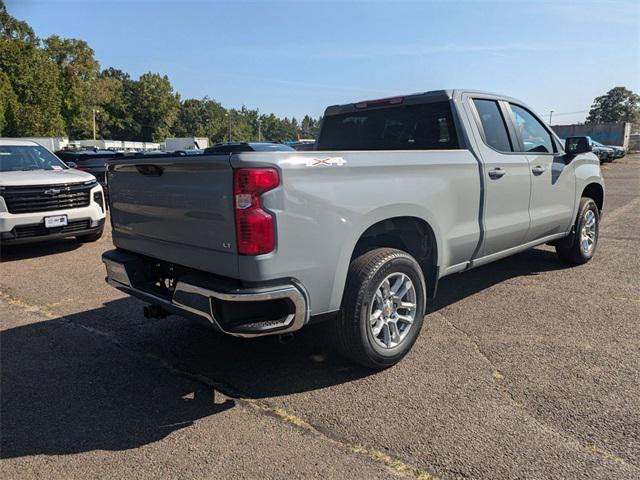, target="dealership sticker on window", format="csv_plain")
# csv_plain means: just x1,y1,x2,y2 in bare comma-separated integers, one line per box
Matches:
305,157,346,167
